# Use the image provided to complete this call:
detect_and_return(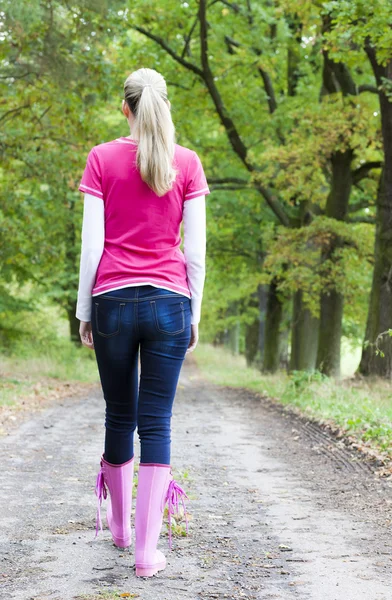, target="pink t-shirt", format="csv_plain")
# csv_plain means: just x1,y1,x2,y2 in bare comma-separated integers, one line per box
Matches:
78,137,210,297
